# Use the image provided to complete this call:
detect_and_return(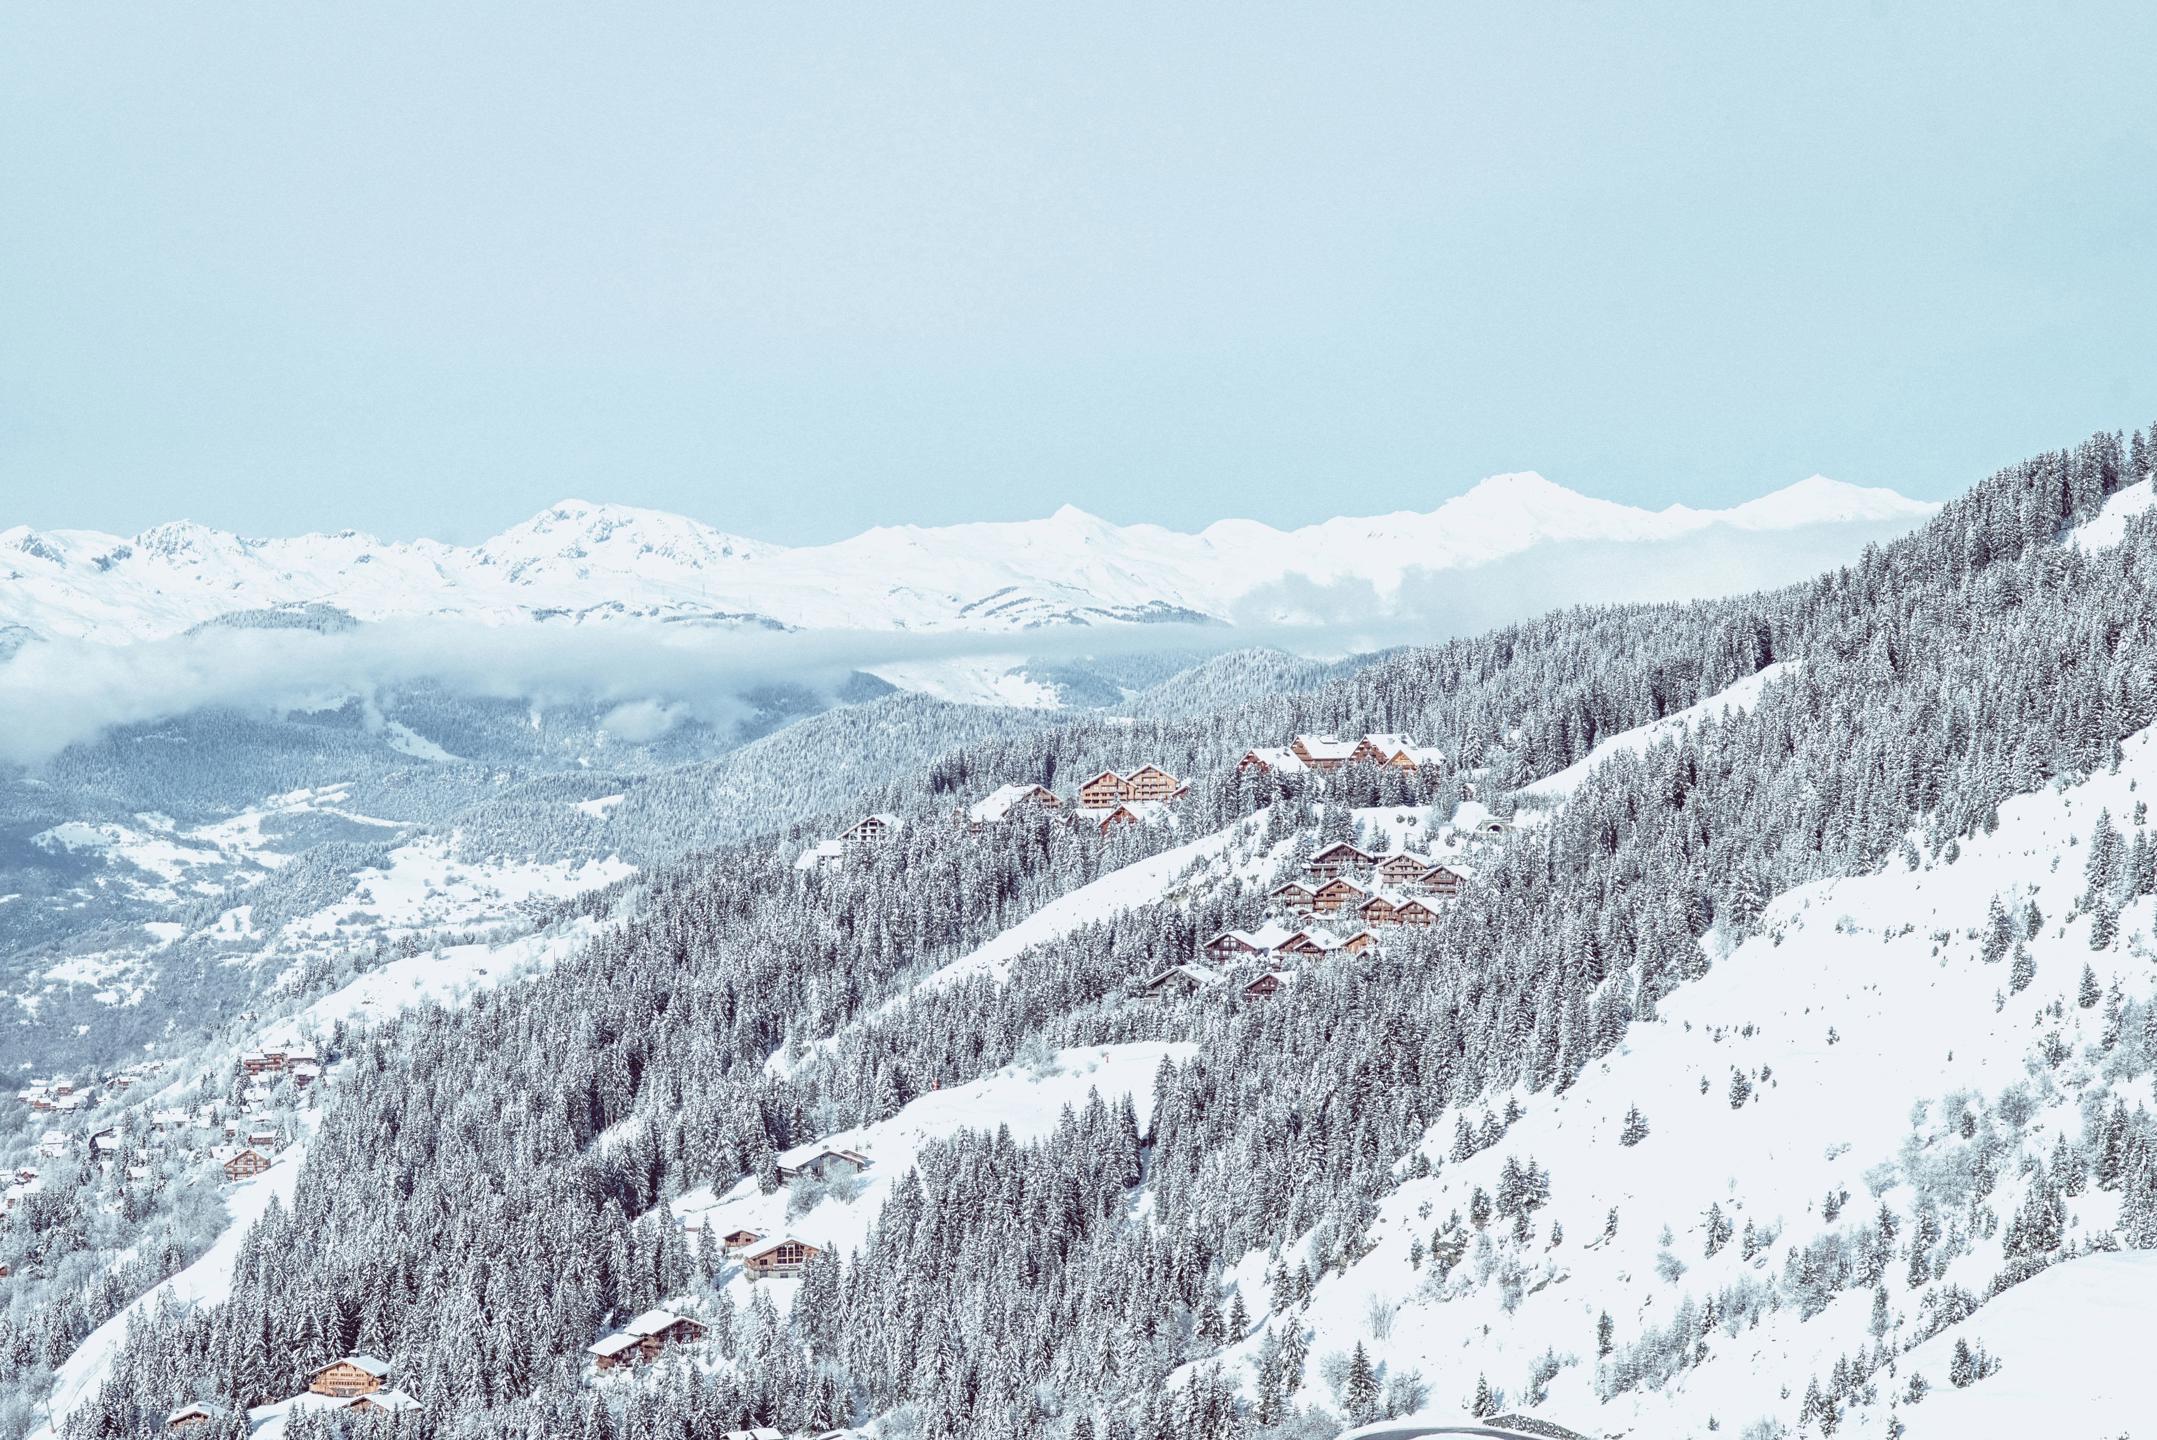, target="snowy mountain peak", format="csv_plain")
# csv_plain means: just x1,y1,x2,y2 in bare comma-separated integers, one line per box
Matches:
0,470,1940,646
